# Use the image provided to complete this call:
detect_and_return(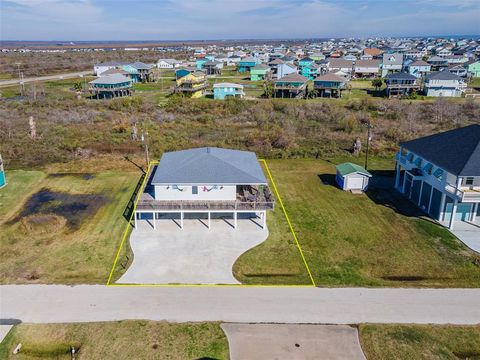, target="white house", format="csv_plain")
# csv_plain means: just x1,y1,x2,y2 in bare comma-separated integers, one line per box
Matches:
354,60,381,78
395,125,480,230
335,163,372,192
381,53,404,77
93,61,125,76
424,71,466,97
134,148,274,230
157,59,182,69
